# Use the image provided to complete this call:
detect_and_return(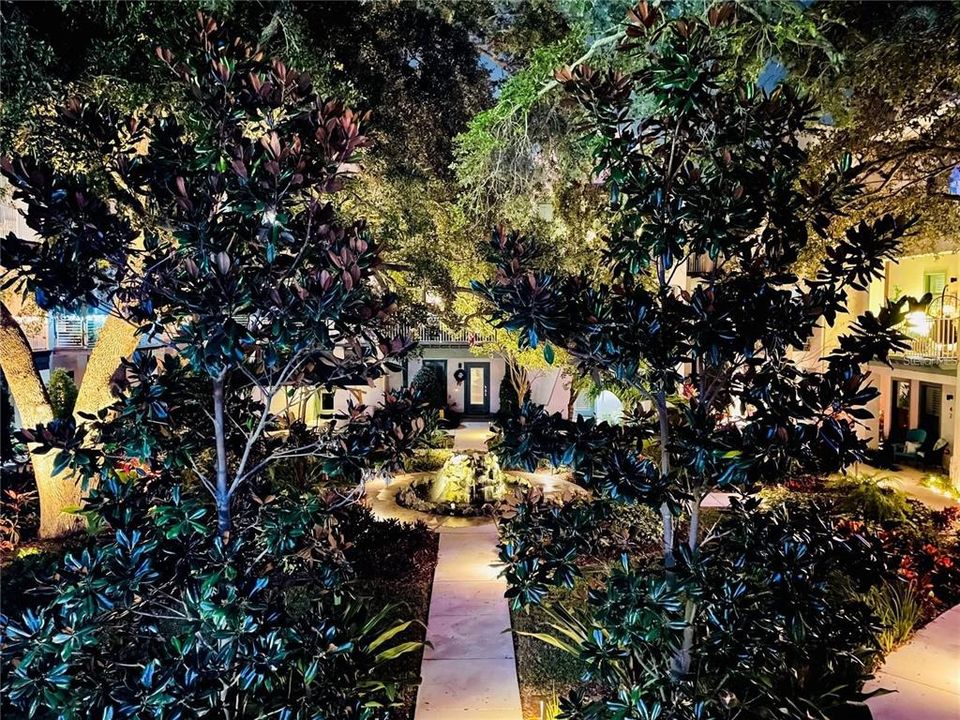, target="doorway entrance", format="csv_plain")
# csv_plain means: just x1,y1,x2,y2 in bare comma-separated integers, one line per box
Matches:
463,362,490,416
890,379,911,442
919,382,942,442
